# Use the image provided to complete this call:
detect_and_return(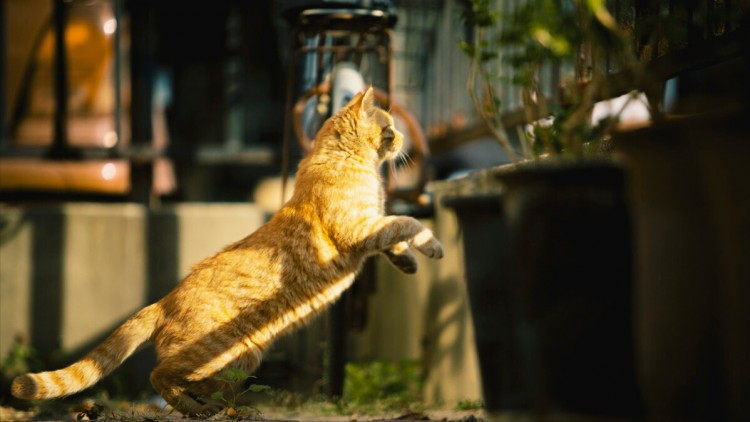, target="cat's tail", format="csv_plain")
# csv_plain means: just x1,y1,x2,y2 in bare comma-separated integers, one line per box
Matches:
11,303,162,400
